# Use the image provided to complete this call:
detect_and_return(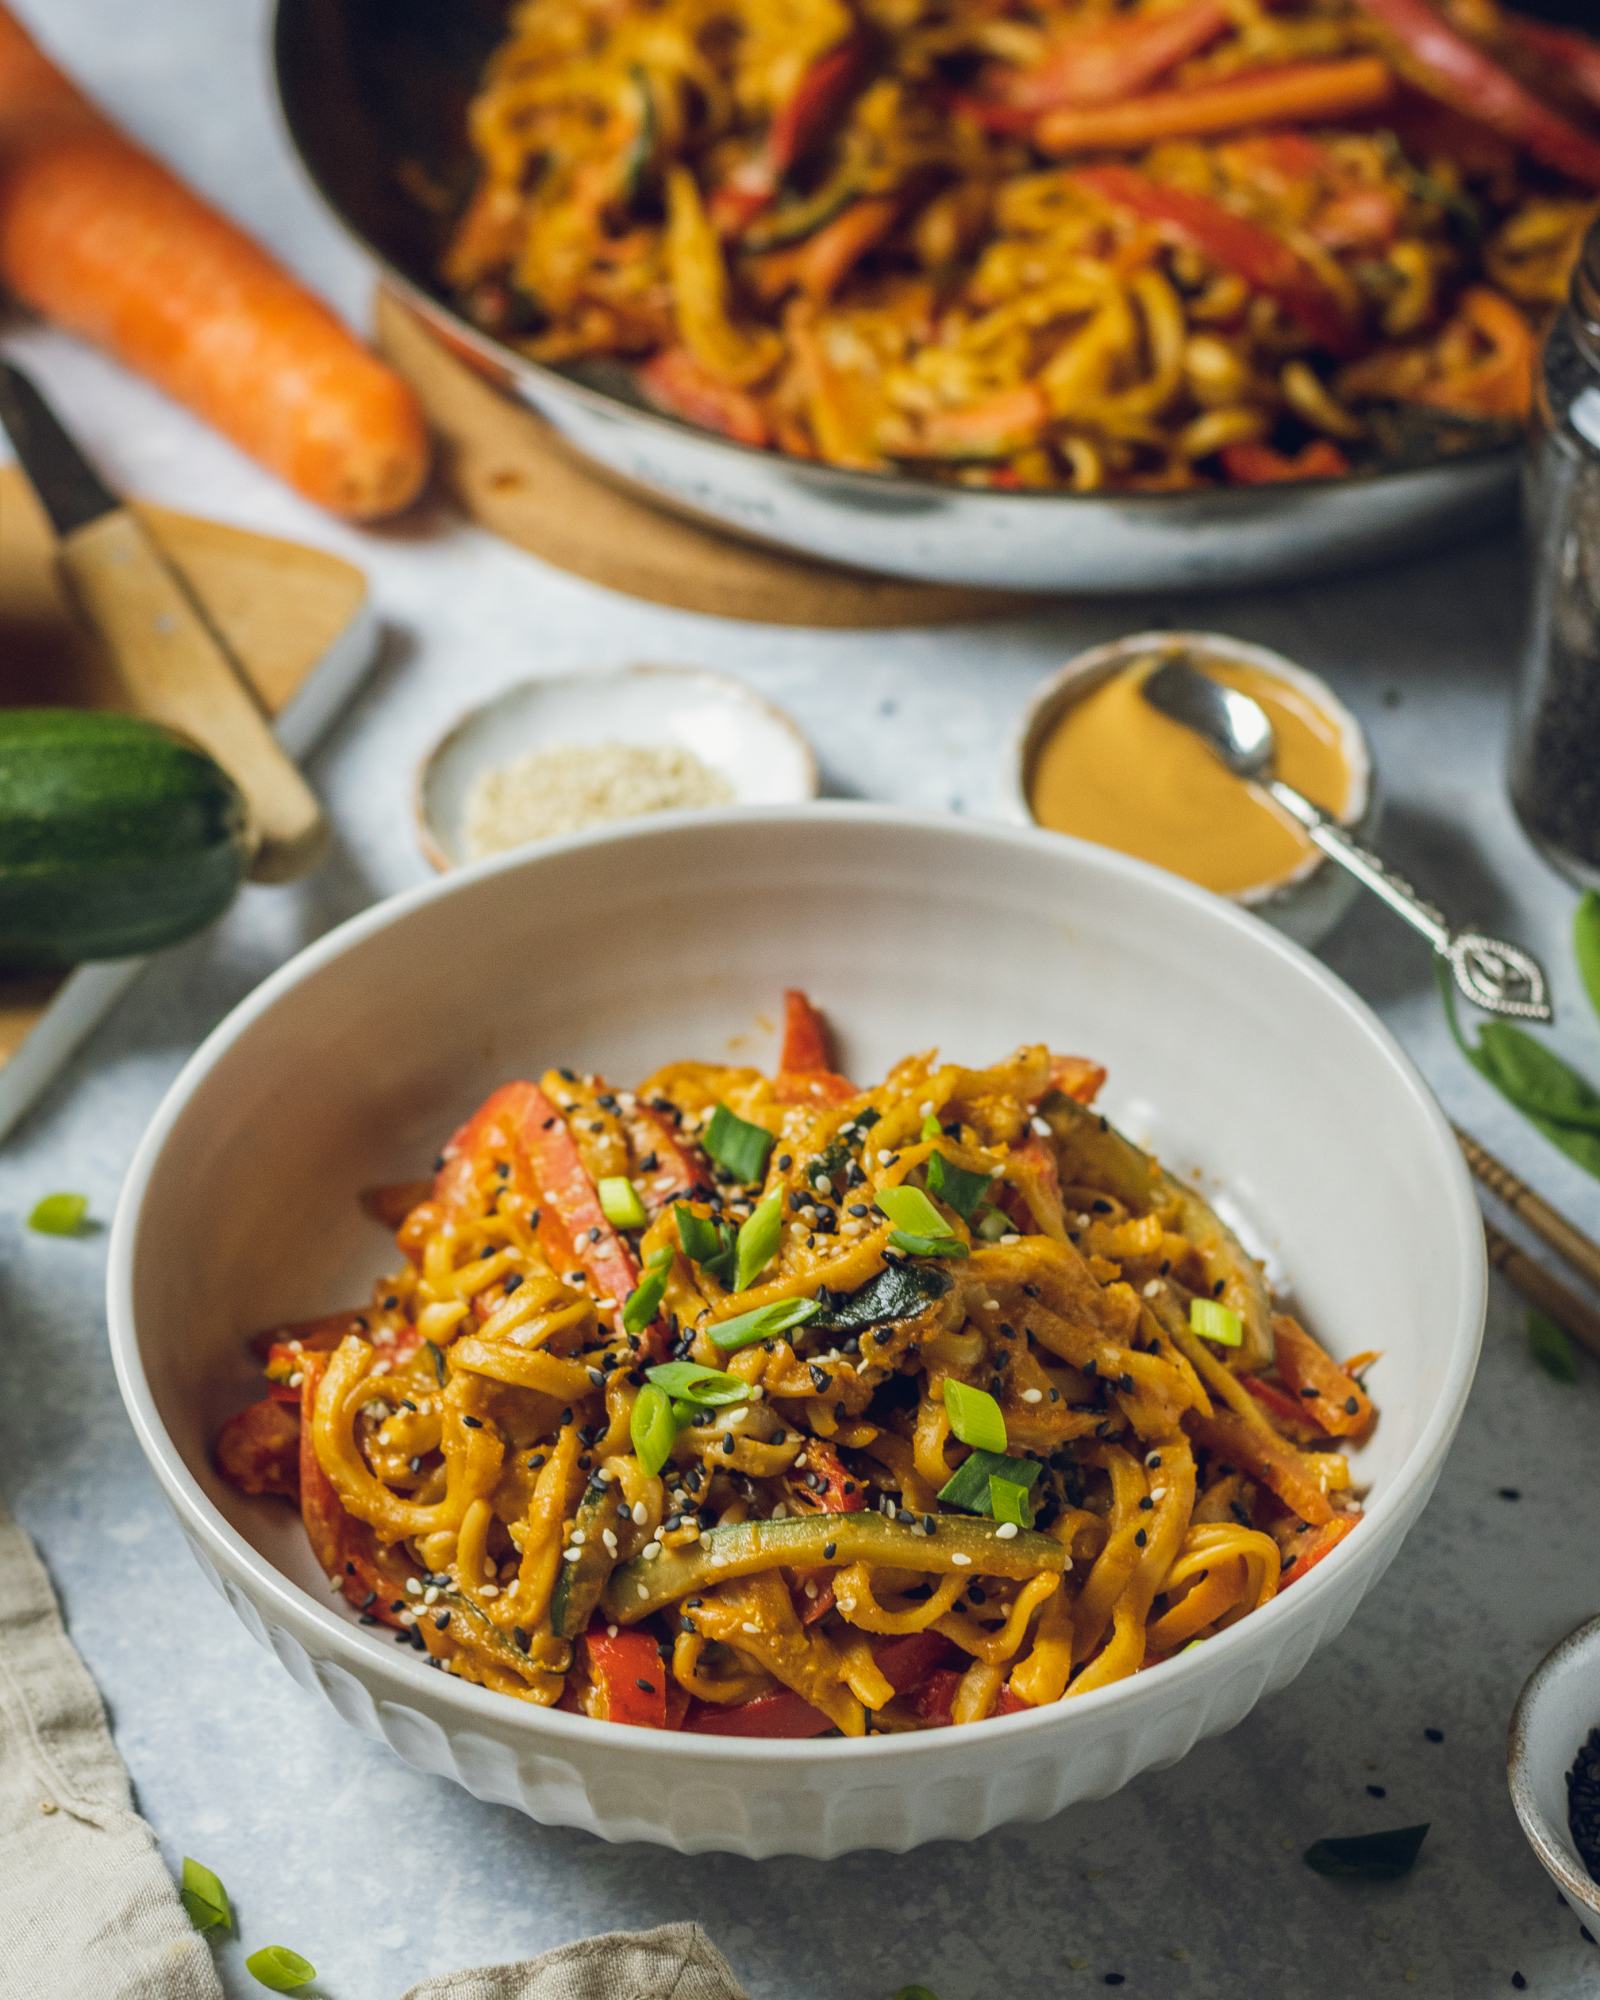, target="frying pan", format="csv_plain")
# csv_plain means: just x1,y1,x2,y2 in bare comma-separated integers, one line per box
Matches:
272,0,1518,592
